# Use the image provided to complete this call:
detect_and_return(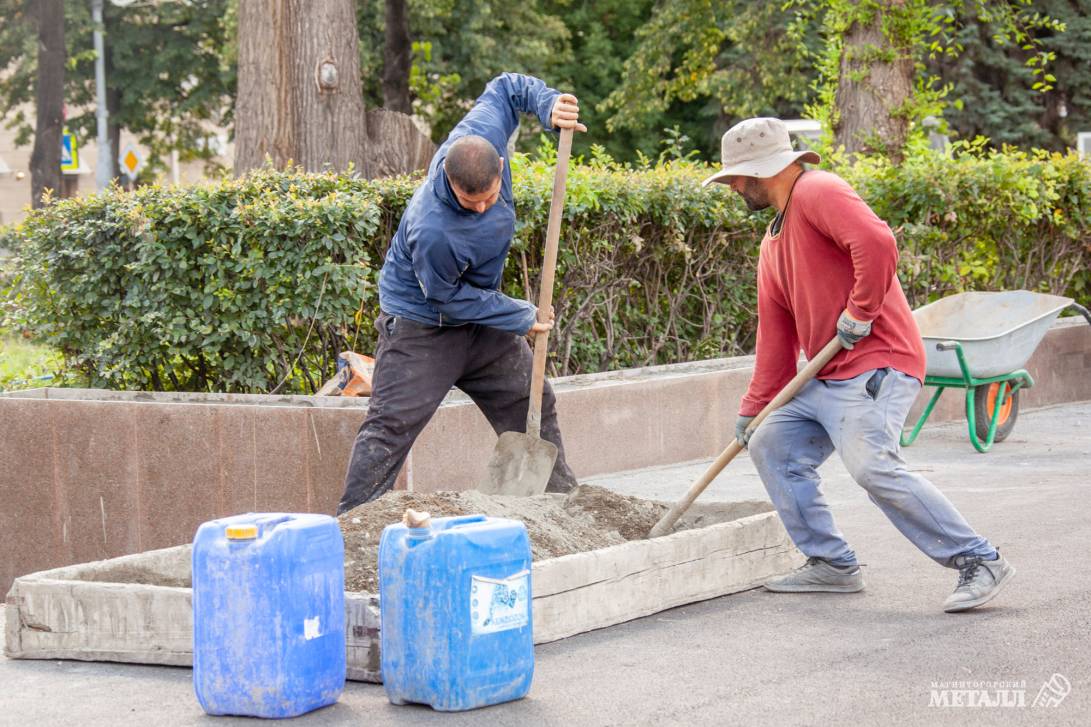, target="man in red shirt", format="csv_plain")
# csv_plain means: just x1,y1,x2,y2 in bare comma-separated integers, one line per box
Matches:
703,118,1013,612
